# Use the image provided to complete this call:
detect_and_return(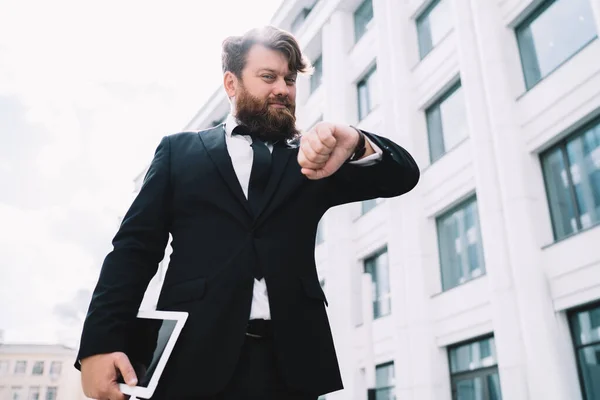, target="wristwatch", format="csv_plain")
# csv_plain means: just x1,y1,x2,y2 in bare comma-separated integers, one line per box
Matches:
346,126,367,162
